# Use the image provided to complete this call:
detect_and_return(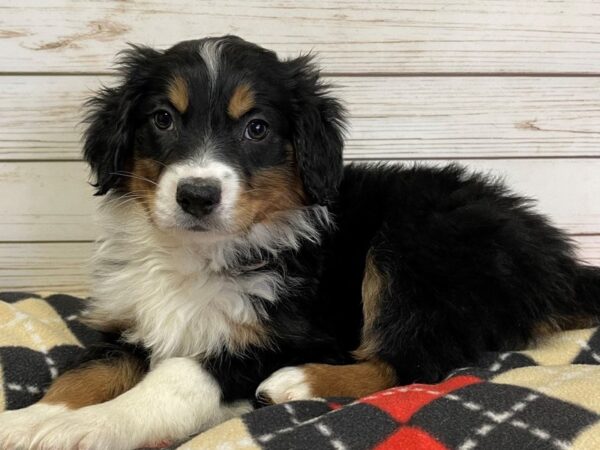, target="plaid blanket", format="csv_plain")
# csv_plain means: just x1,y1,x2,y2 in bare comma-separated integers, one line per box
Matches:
2,293,600,449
